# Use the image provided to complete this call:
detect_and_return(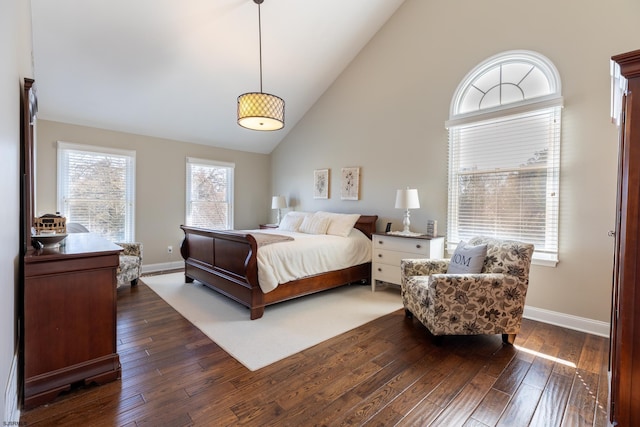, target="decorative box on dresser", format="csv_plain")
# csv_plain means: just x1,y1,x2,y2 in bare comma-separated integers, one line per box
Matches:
609,49,640,427
22,233,123,409
371,233,444,291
